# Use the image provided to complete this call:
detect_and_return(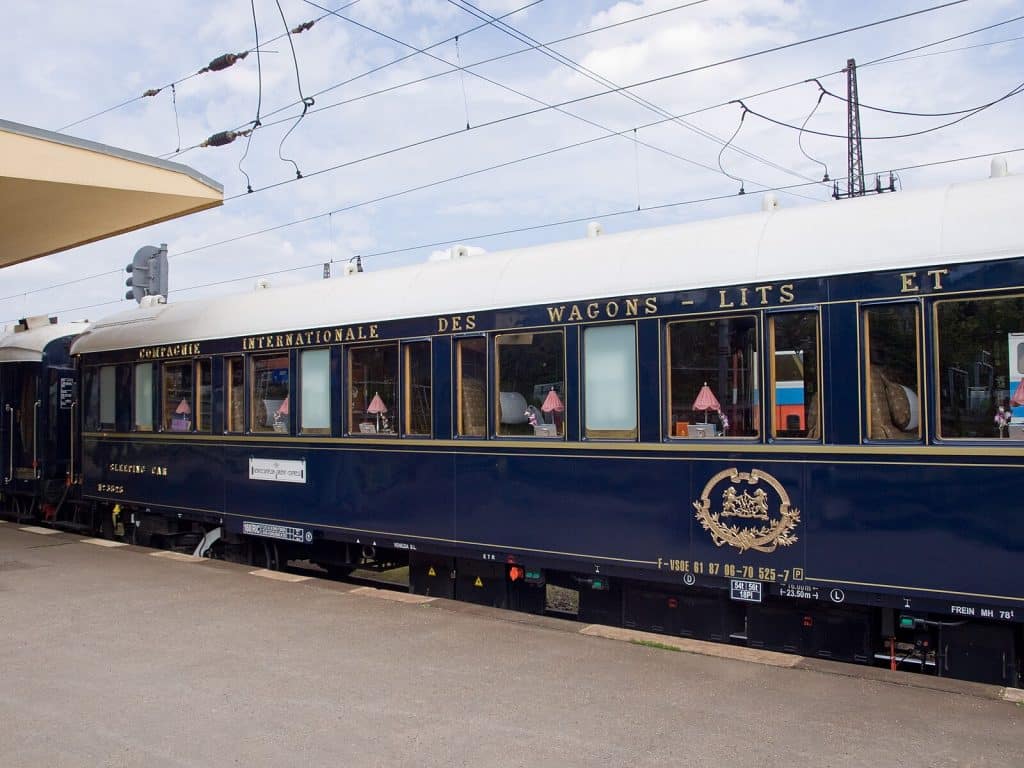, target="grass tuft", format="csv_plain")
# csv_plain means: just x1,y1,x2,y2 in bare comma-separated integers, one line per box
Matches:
630,639,682,653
